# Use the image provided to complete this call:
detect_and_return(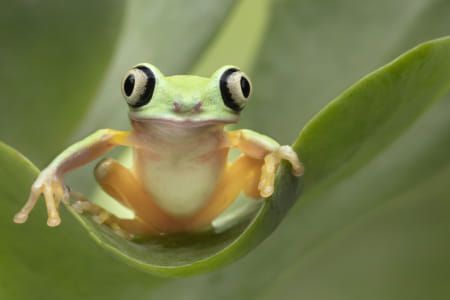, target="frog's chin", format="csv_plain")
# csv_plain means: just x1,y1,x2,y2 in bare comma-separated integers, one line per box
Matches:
128,115,238,128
